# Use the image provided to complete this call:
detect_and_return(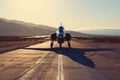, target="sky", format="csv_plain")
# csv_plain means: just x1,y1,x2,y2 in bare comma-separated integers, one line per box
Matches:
0,0,120,31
